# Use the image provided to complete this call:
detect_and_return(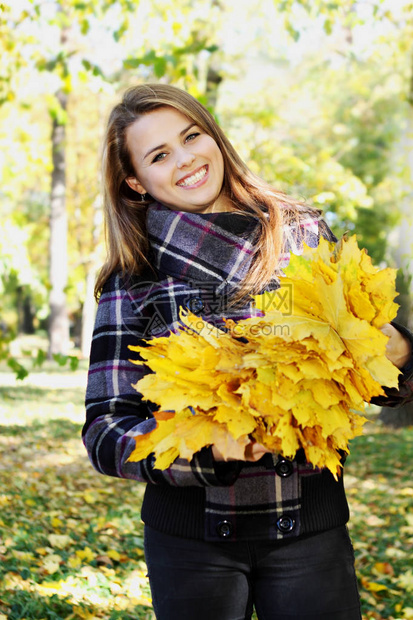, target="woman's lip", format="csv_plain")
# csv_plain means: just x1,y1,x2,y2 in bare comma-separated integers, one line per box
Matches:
176,164,209,188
